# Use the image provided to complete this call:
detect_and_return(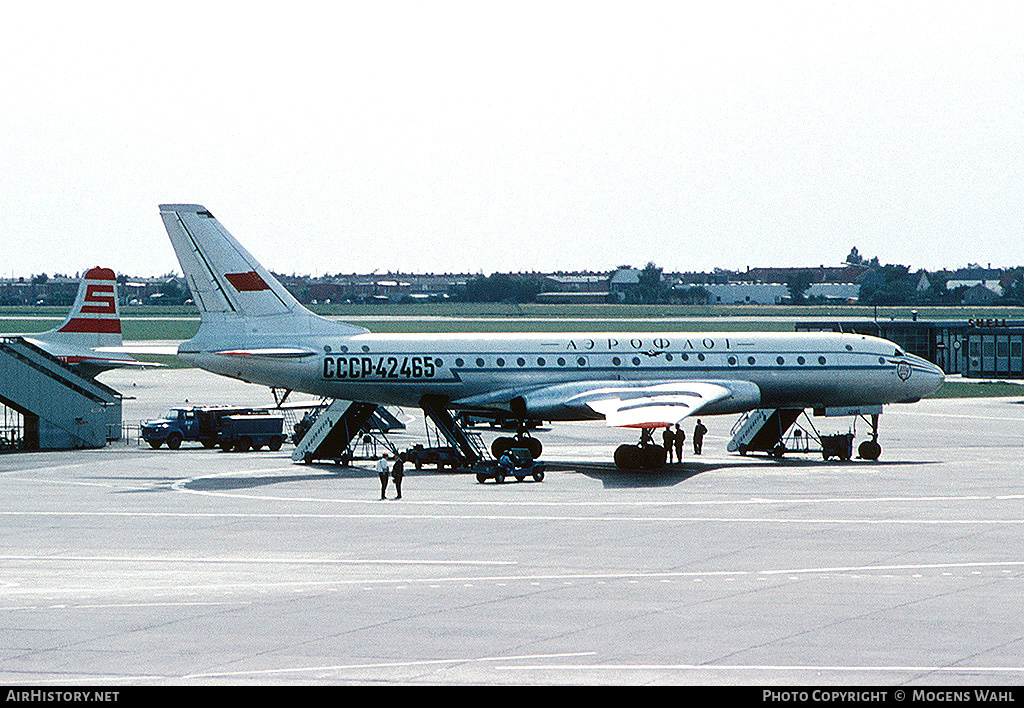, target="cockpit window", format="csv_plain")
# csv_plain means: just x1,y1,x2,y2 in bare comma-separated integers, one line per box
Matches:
894,348,905,357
